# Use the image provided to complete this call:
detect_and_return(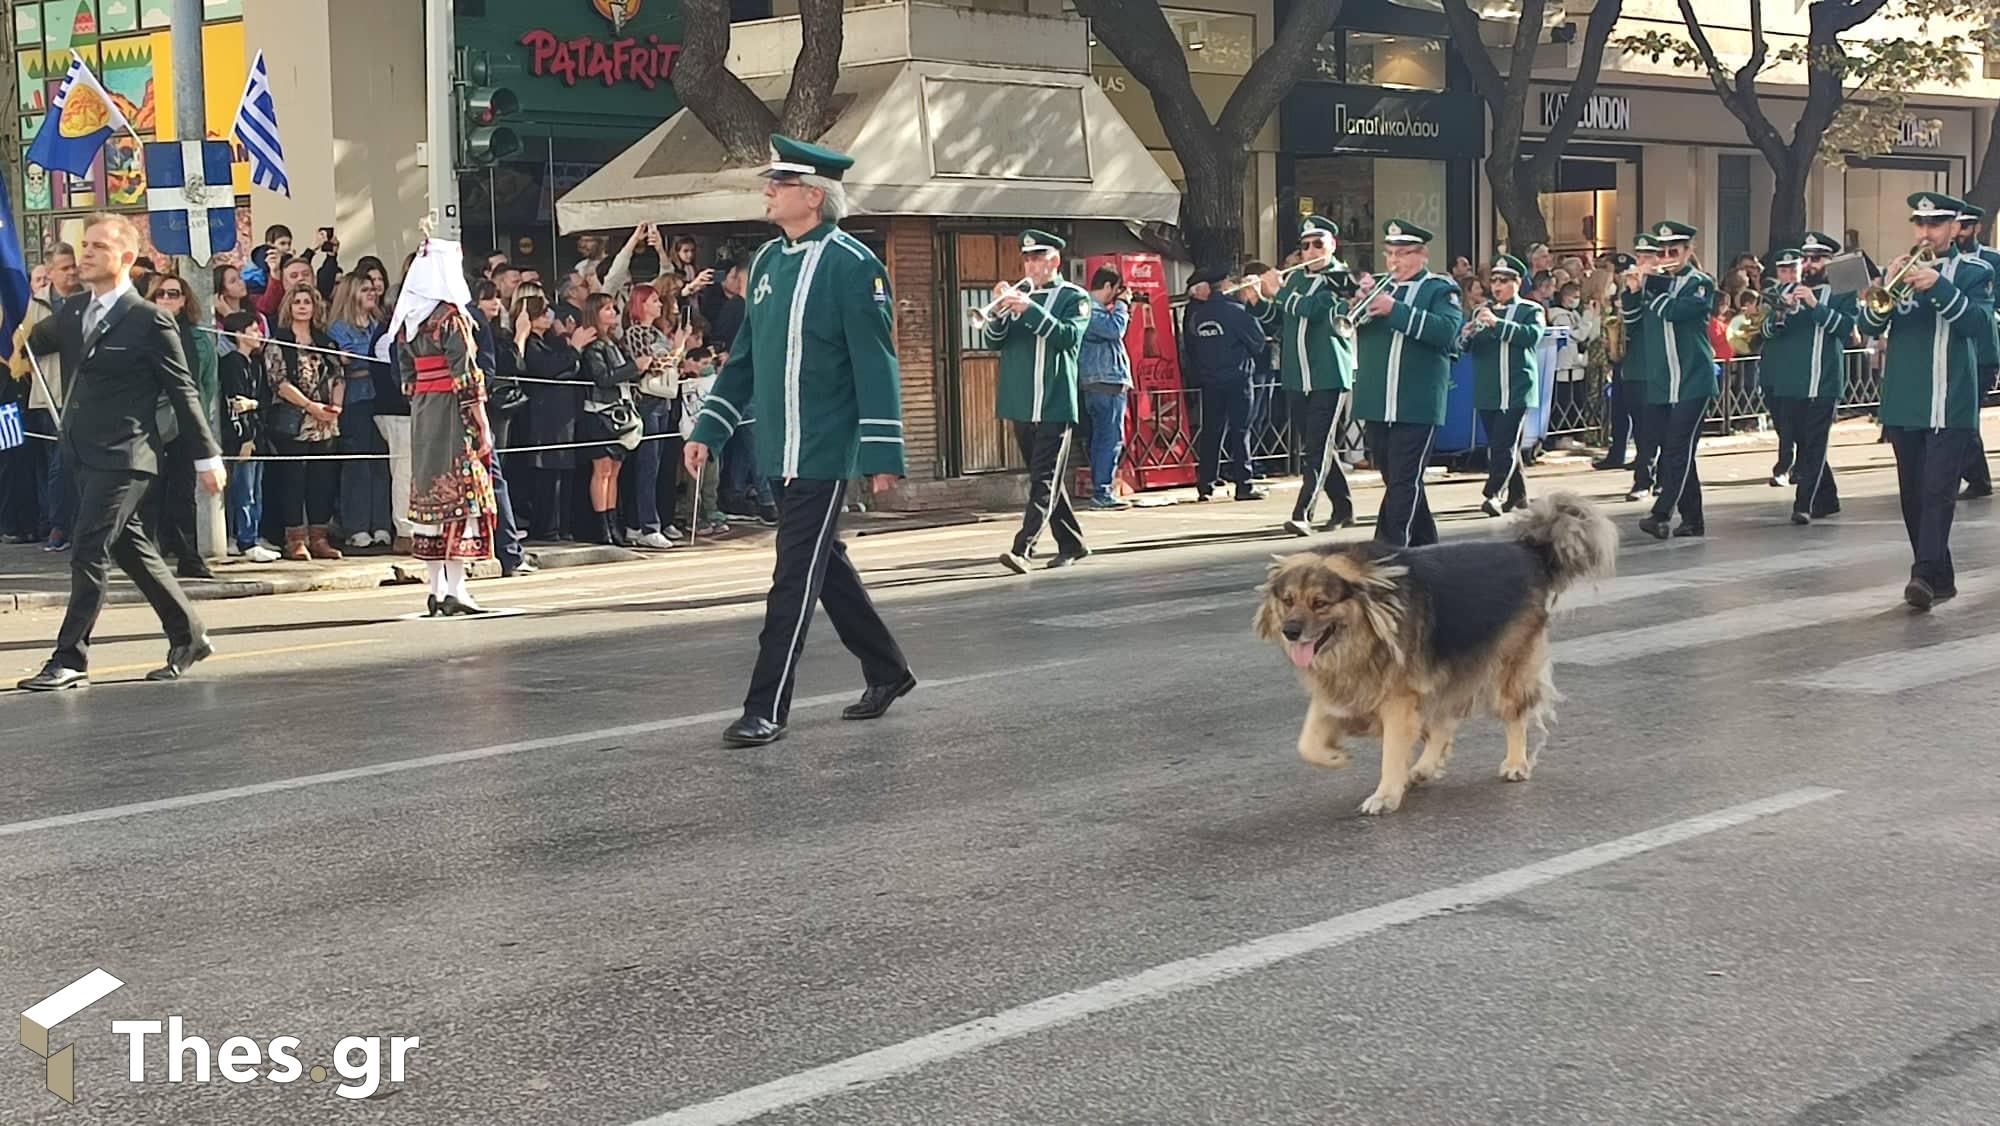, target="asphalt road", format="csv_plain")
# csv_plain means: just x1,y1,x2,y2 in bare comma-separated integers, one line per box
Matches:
4,457,2000,1125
